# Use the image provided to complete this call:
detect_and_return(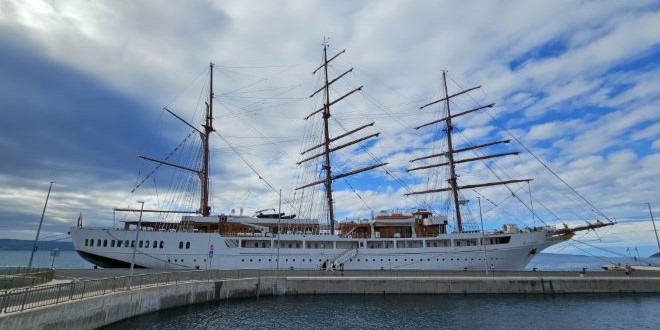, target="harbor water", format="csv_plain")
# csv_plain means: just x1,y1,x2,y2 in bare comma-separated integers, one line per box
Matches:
101,294,660,330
